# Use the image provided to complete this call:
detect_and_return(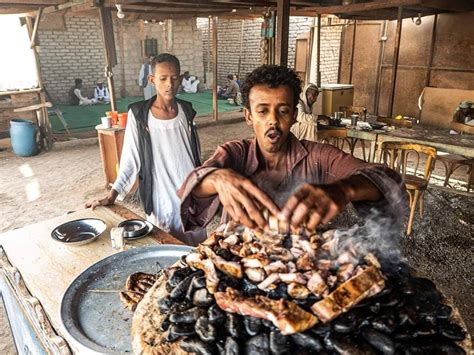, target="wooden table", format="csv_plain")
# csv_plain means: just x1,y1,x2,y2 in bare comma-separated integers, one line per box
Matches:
0,205,182,354
378,127,474,158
